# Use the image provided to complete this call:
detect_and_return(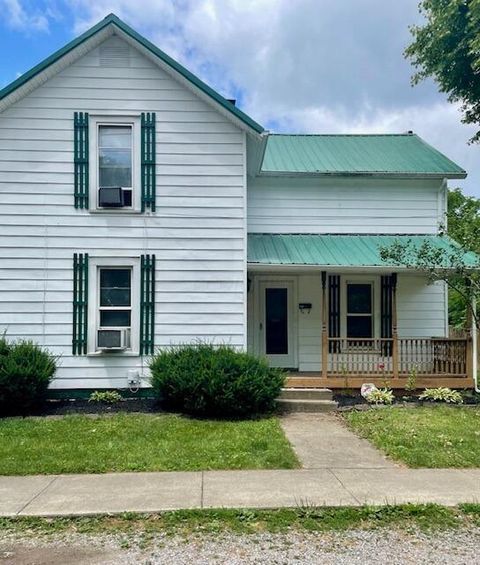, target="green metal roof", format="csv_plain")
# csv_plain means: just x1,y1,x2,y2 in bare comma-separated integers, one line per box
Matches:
0,14,264,134
261,134,466,178
247,234,479,268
